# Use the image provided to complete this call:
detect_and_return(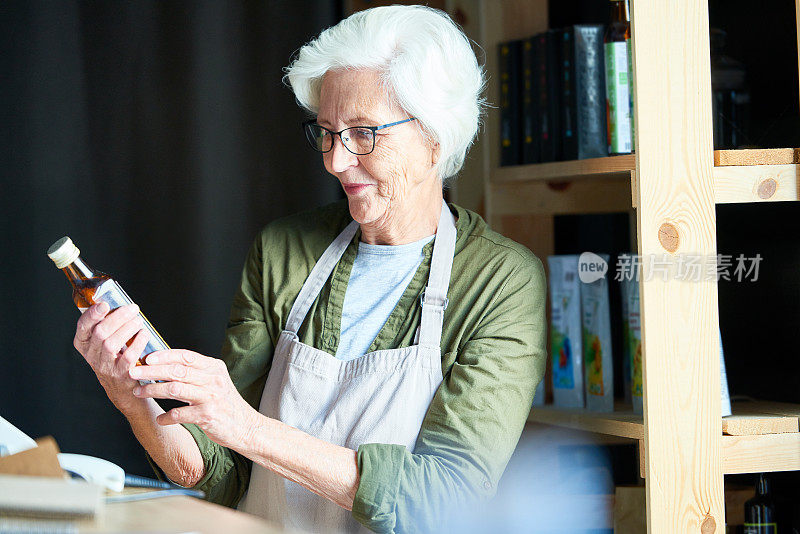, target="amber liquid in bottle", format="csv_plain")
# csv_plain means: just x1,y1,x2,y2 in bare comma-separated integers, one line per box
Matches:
48,237,168,377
